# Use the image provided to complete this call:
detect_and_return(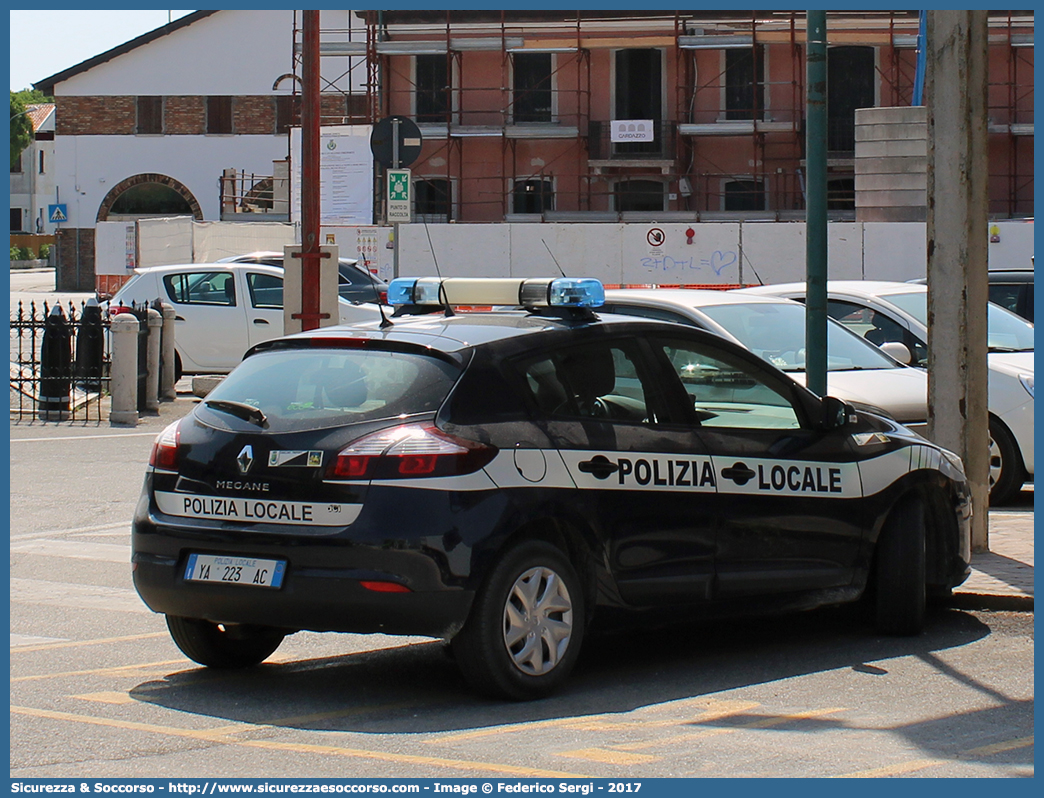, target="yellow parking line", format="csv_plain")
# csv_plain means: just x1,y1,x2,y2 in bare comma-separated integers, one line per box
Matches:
430,697,755,744
831,735,1034,778
205,701,423,736
962,736,1033,758
11,659,188,683
11,705,591,777
833,759,943,778
613,706,846,752
556,748,661,765
10,632,169,653
73,691,137,705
